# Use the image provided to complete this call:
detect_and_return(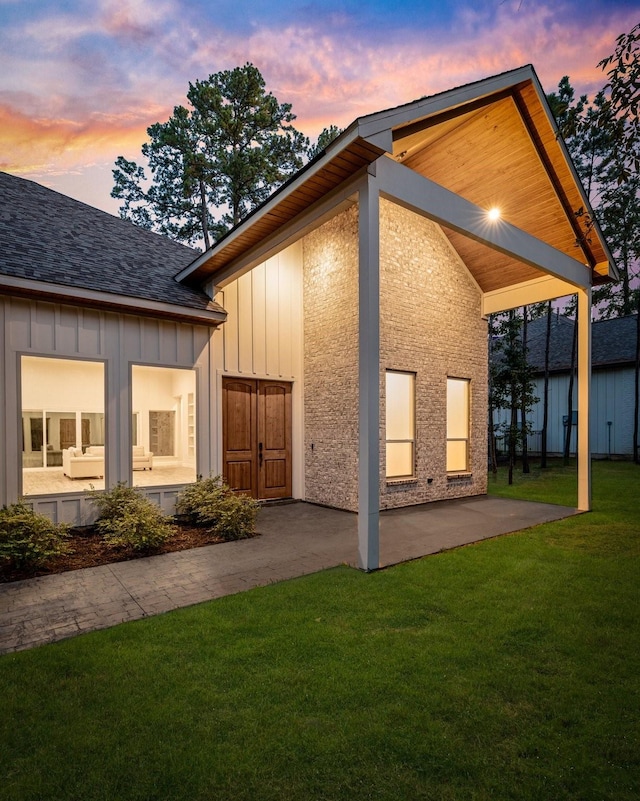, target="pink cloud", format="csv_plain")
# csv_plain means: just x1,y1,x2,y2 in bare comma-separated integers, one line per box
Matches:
0,103,159,174
2,0,637,211
181,3,637,139
99,0,178,43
